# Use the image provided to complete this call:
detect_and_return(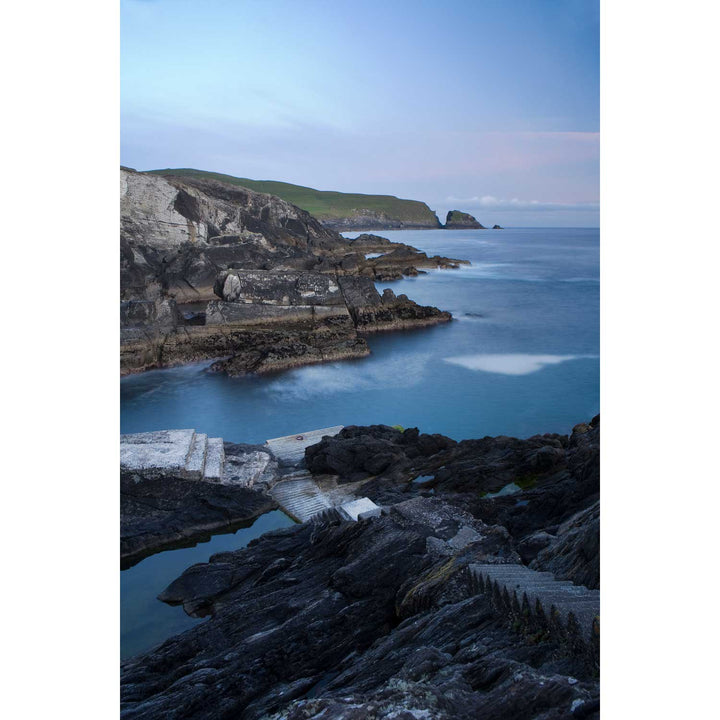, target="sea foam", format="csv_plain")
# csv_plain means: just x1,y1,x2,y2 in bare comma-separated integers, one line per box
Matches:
443,354,586,376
